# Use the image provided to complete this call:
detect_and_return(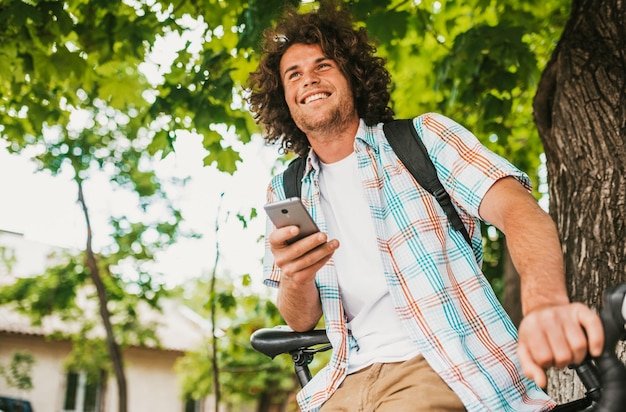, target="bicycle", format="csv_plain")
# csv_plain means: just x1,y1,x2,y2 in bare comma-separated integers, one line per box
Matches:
251,283,626,411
